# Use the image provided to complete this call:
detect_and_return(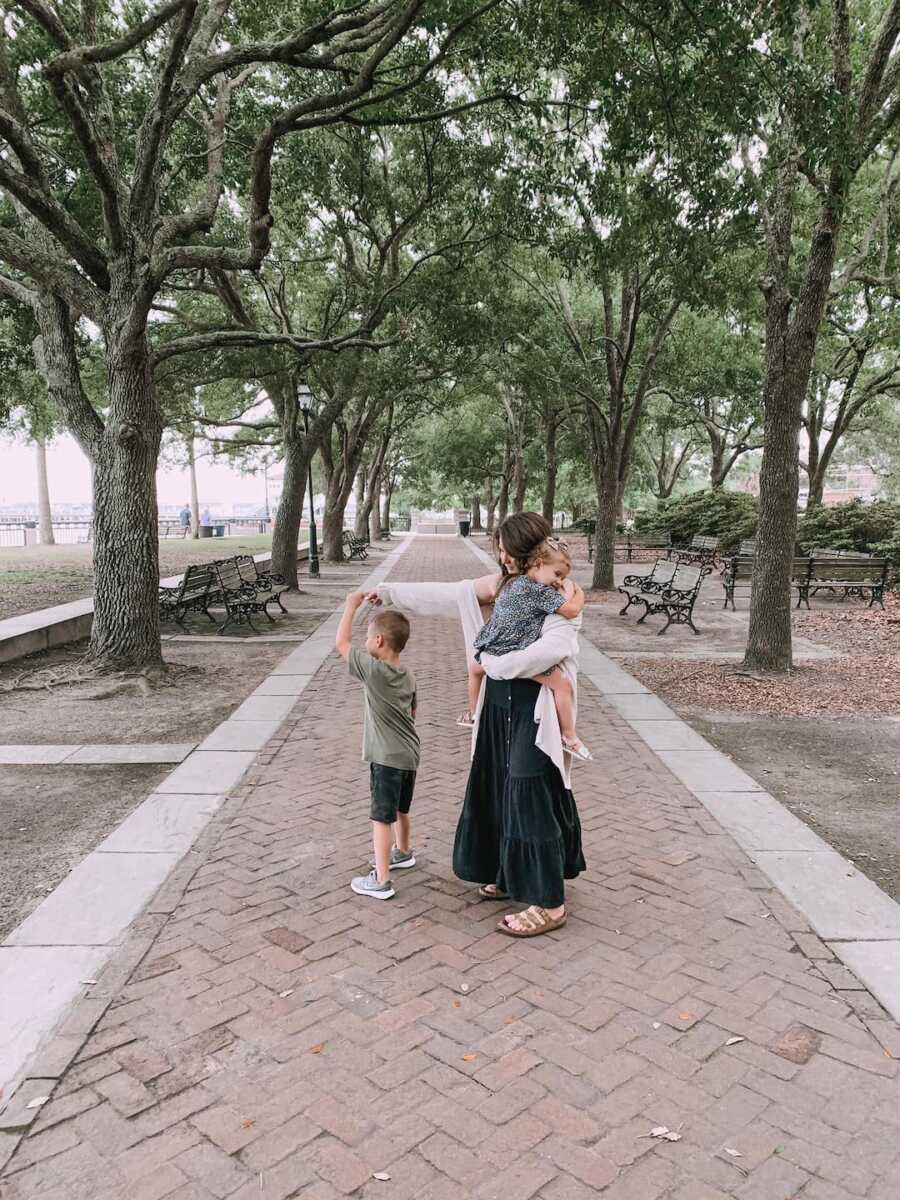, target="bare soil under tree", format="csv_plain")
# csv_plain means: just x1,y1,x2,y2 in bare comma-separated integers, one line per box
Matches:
568,546,900,898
